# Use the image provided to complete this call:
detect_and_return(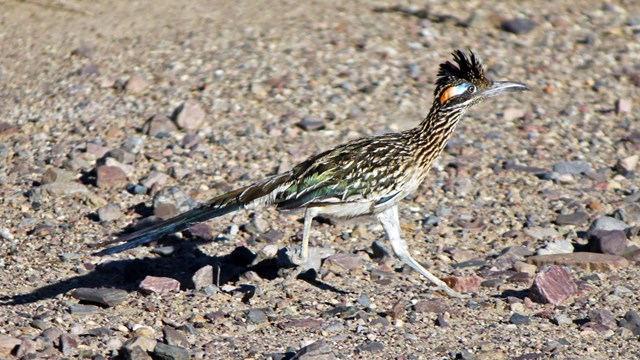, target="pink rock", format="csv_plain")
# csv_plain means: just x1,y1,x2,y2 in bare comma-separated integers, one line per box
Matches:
323,253,363,273
0,335,21,356
173,100,206,130
192,265,213,290
529,265,577,305
96,165,127,189
125,74,150,94
139,276,180,294
443,275,482,293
